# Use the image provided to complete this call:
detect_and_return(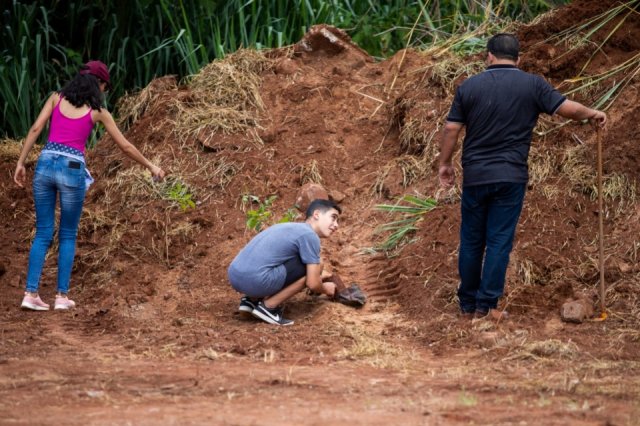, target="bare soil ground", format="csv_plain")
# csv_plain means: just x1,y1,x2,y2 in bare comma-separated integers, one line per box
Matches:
1,1,639,424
